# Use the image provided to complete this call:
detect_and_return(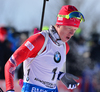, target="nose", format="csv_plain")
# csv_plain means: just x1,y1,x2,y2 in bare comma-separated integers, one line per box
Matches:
69,31,75,36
